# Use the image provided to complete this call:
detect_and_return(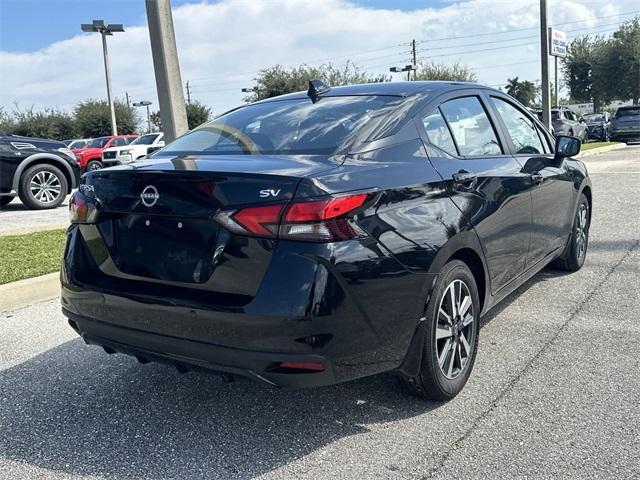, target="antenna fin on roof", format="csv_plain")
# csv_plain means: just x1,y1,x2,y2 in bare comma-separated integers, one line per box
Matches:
307,79,330,103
